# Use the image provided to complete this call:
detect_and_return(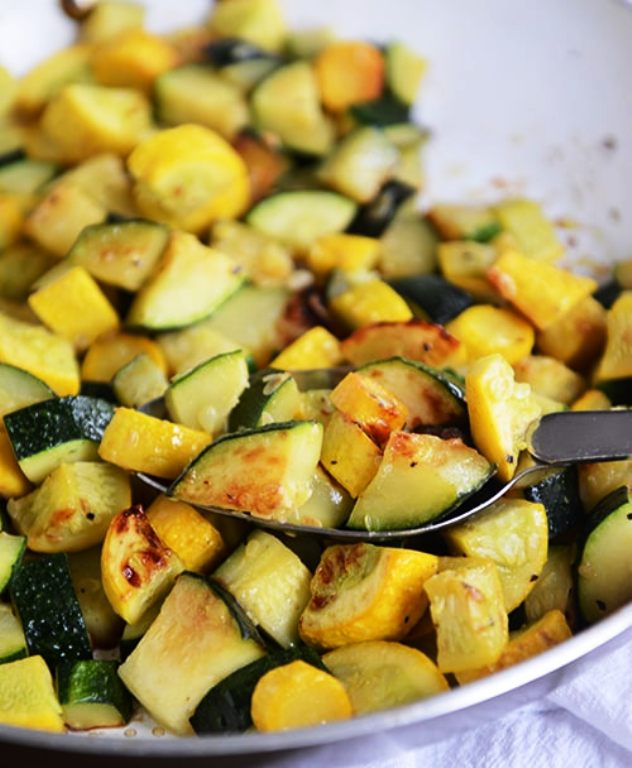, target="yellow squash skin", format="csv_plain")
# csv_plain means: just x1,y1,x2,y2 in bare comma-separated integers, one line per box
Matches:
0,656,64,732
